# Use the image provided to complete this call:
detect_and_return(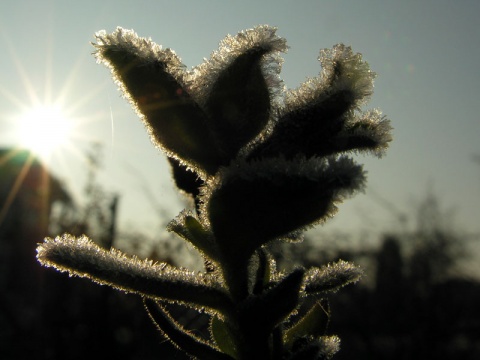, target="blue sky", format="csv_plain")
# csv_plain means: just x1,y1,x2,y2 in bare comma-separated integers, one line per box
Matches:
1,1,479,251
